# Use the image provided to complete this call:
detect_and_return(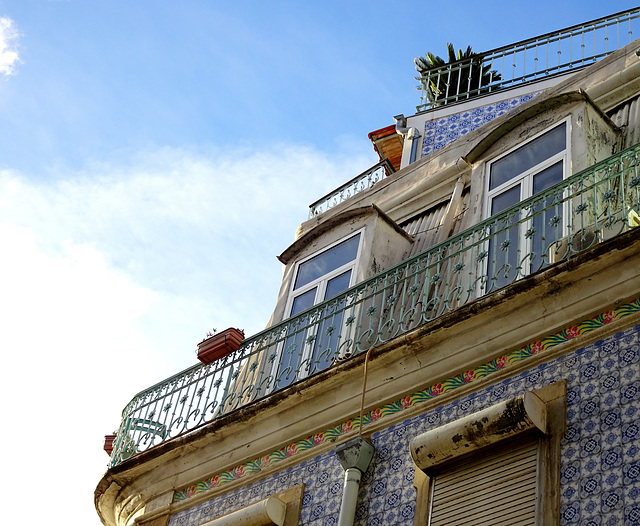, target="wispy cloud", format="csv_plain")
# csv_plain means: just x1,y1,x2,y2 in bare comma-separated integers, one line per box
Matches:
0,17,19,76
0,142,377,401
0,144,374,331
0,142,374,523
